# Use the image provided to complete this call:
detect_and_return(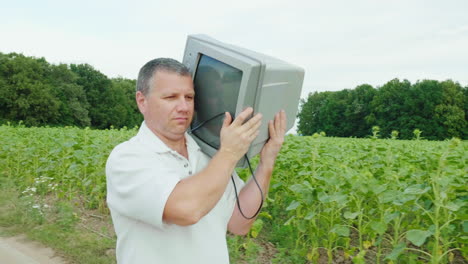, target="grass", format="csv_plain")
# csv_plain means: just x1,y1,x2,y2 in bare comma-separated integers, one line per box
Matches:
0,177,116,264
